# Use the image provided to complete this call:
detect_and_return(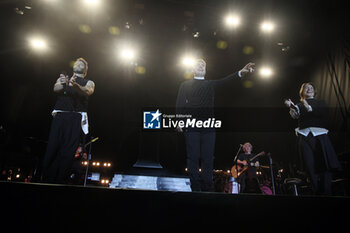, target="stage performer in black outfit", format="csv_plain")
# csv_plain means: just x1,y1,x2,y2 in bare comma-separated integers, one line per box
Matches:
284,82,341,195
176,59,255,192
42,58,95,184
